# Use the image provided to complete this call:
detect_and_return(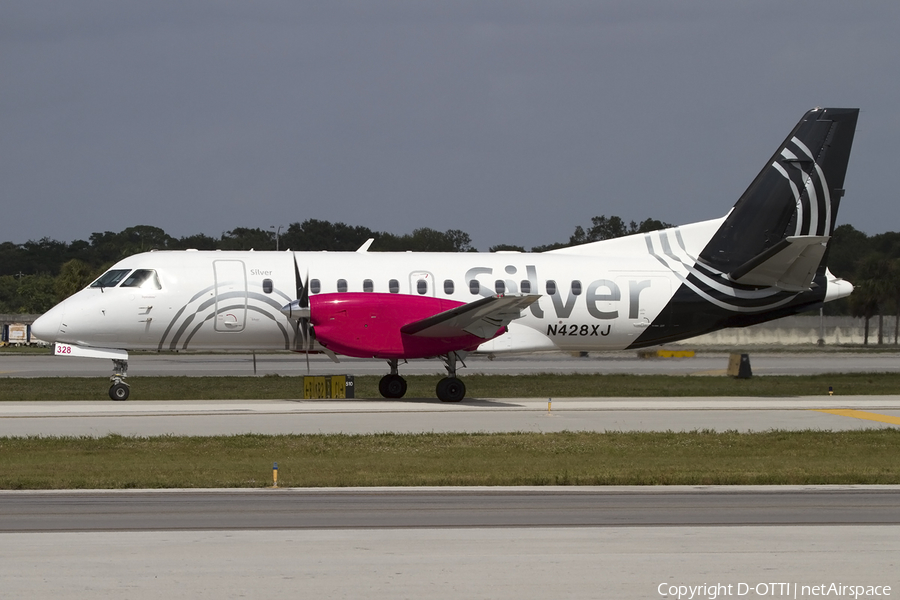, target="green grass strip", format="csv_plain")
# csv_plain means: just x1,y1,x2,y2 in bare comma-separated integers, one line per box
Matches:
1,372,899,401
2,430,900,489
